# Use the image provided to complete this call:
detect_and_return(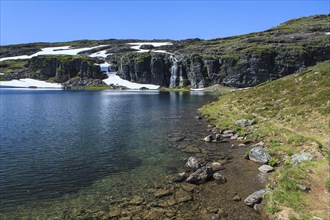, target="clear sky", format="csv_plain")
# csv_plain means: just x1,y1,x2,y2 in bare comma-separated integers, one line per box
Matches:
0,0,329,45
